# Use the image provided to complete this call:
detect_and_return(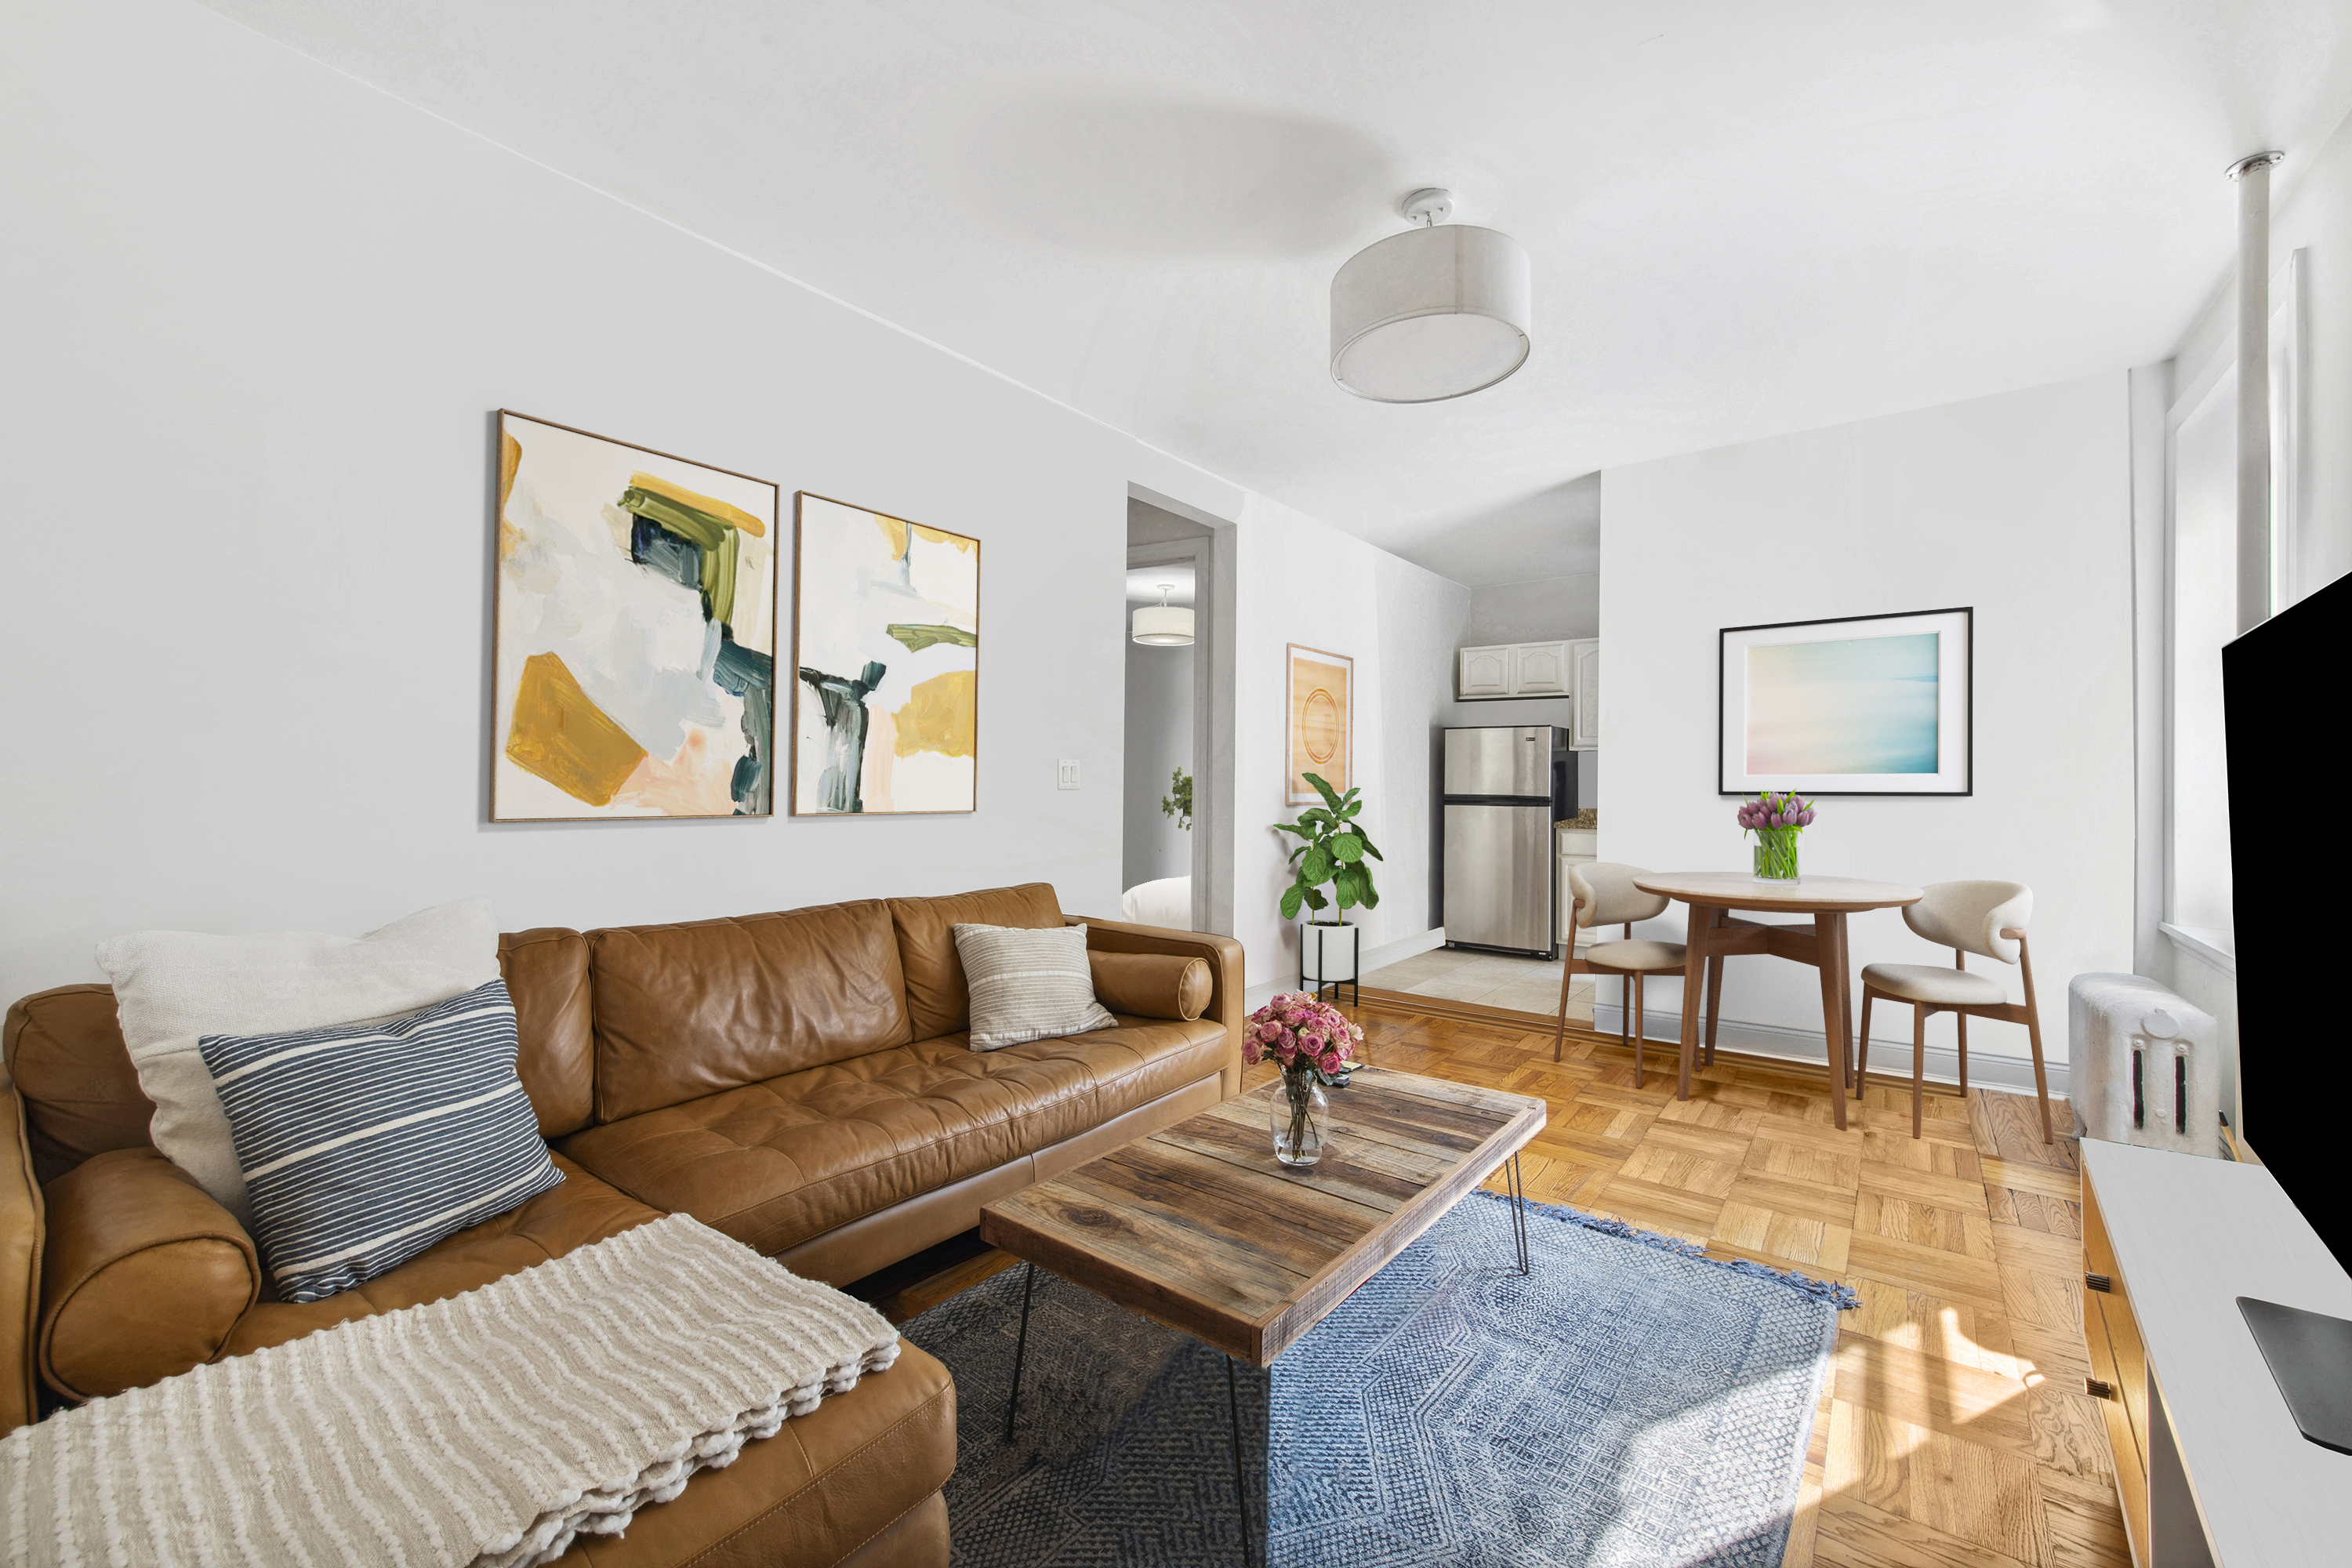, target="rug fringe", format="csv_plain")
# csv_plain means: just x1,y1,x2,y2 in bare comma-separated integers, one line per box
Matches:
1475,1188,1861,1309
